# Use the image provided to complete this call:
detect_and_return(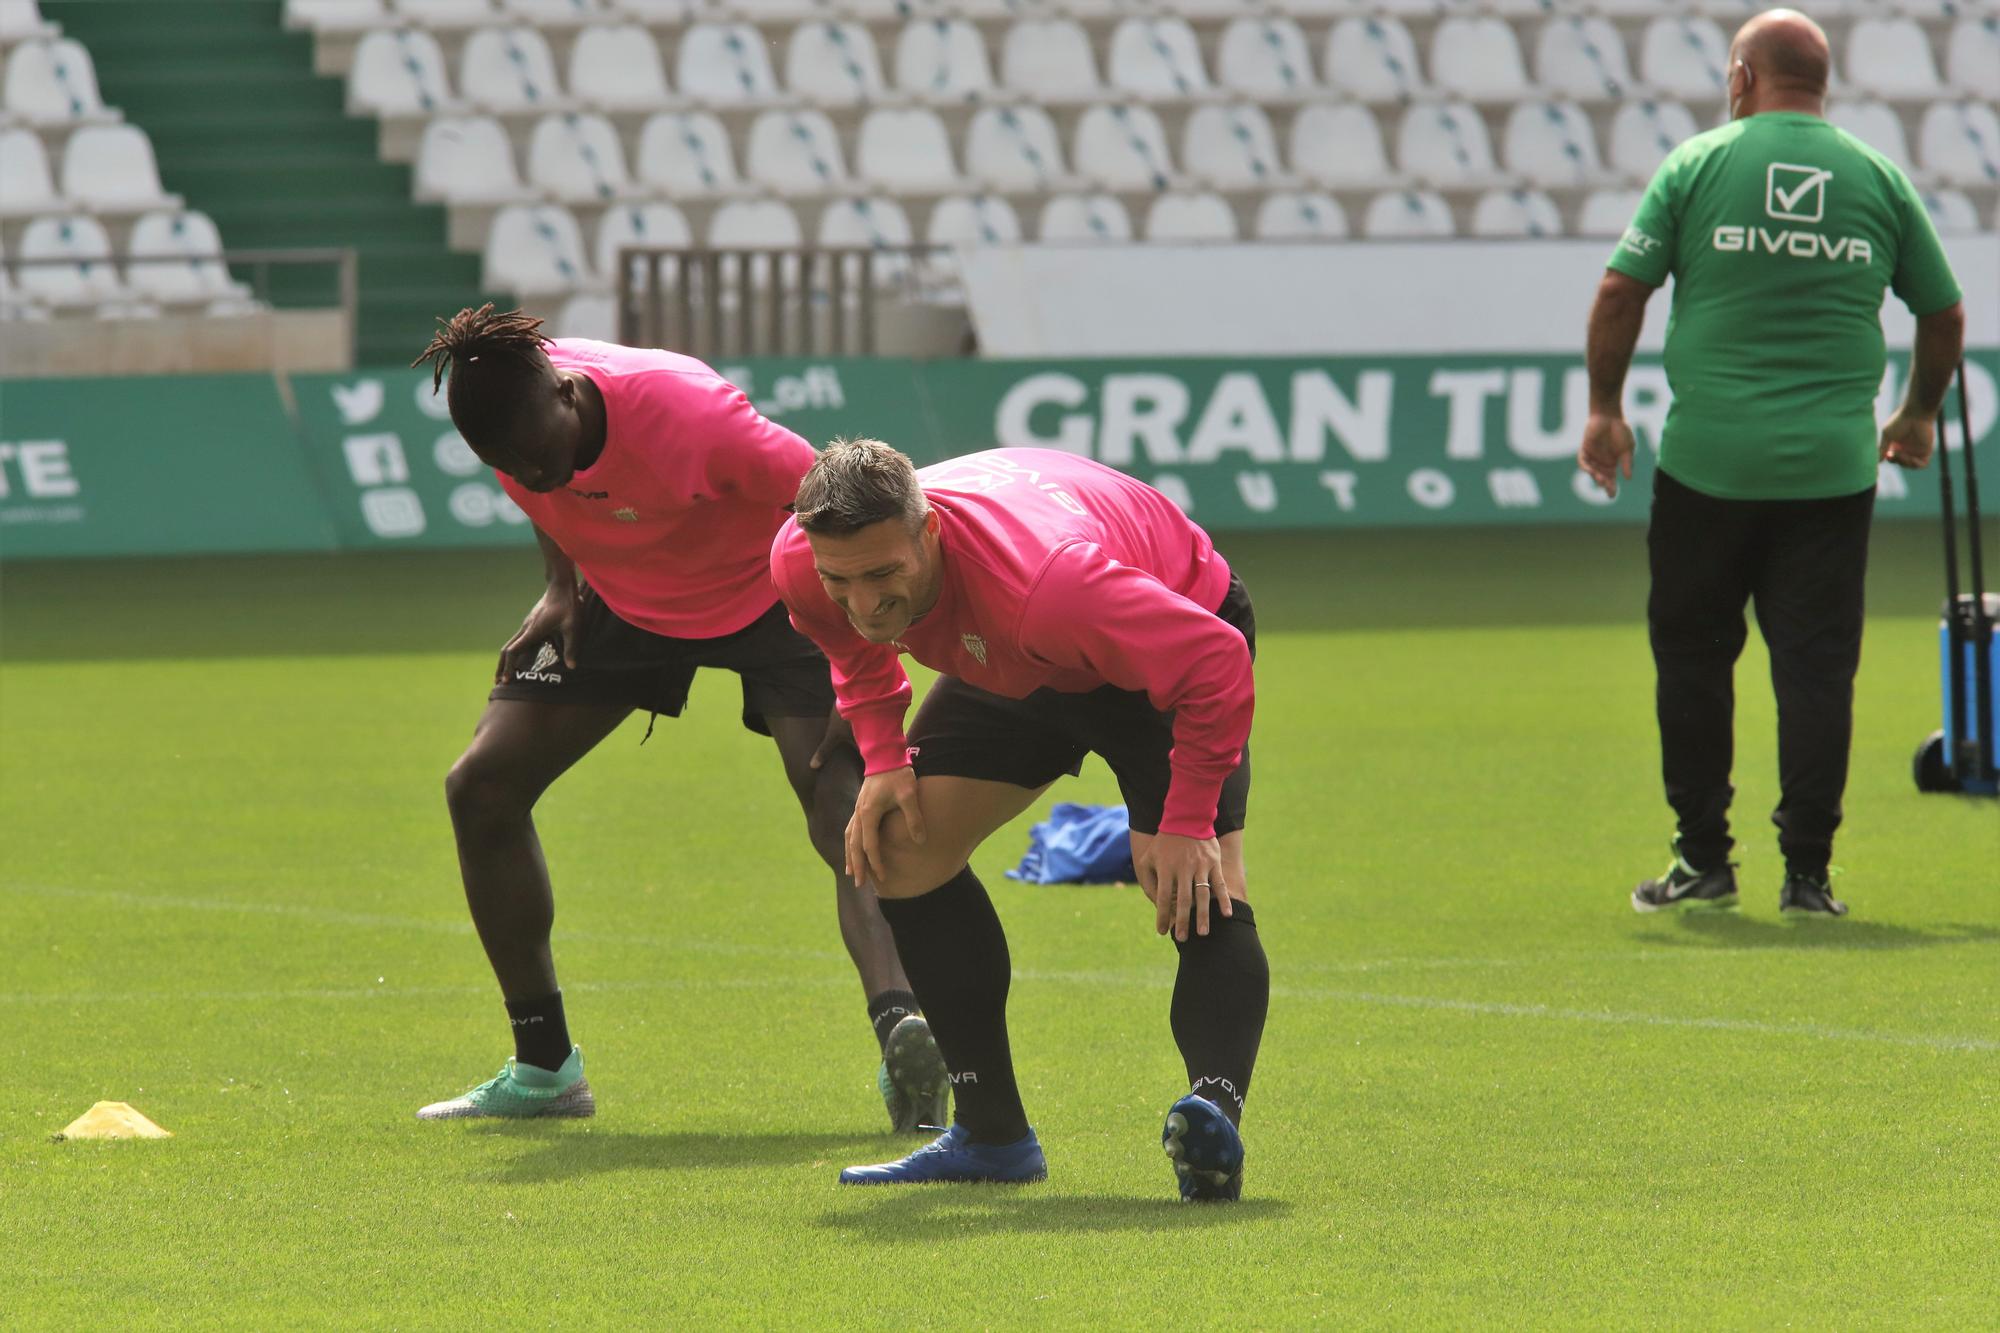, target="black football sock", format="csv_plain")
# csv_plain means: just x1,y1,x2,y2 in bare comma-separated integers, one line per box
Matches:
876,868,1030,1145
1170,901,1268,1126
504,990,572,1073
866,988,921,1053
